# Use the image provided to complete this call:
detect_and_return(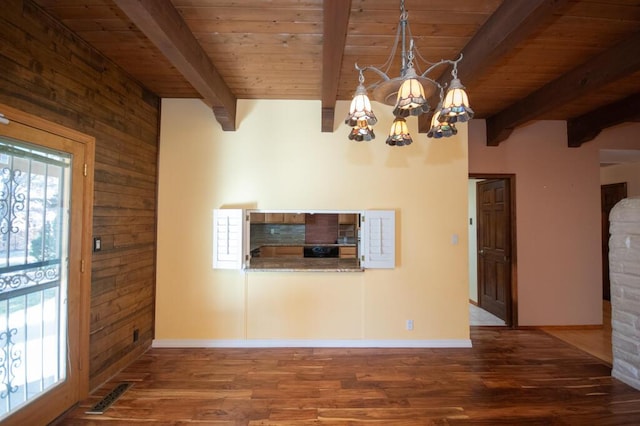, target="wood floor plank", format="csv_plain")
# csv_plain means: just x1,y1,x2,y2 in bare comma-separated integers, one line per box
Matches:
541,300,613,366
57,328,640,425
